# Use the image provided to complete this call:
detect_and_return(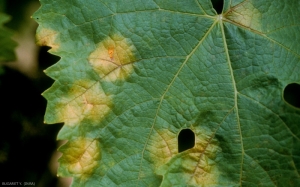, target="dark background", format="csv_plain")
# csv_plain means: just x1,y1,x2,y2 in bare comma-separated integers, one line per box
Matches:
0,0,299,187
0,0,69,186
